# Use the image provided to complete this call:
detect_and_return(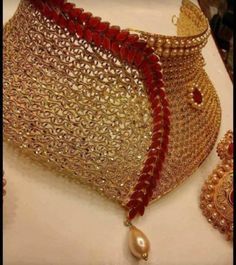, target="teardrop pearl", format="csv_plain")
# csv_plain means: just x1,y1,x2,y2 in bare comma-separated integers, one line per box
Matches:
128,225,150,260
